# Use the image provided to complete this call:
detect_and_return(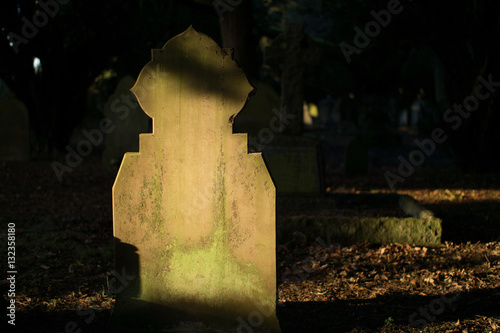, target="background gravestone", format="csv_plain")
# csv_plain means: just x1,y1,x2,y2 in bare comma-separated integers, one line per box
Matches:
0,91,30,161
112,27,281,333
233,80,281,141
263,136,324,196
265,23,321,135
103,75,150,171
262,23,325,196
